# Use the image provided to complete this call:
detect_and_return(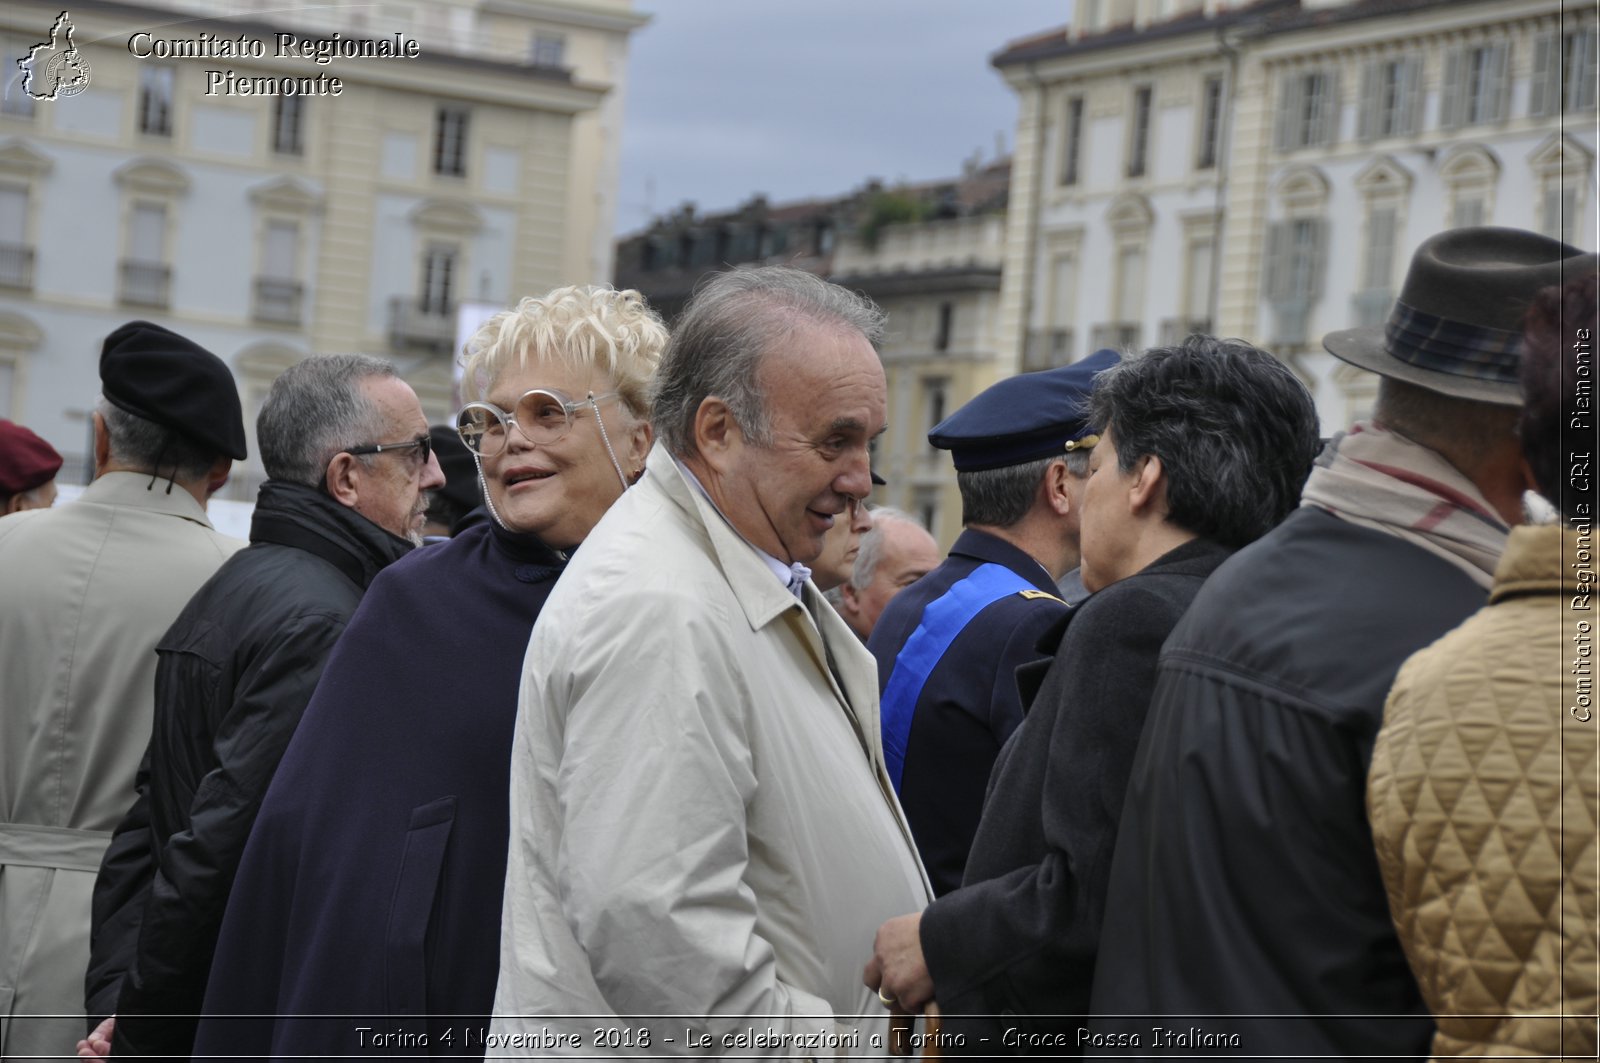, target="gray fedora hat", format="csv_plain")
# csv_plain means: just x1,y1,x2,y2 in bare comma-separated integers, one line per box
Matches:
1323,226,1597,407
